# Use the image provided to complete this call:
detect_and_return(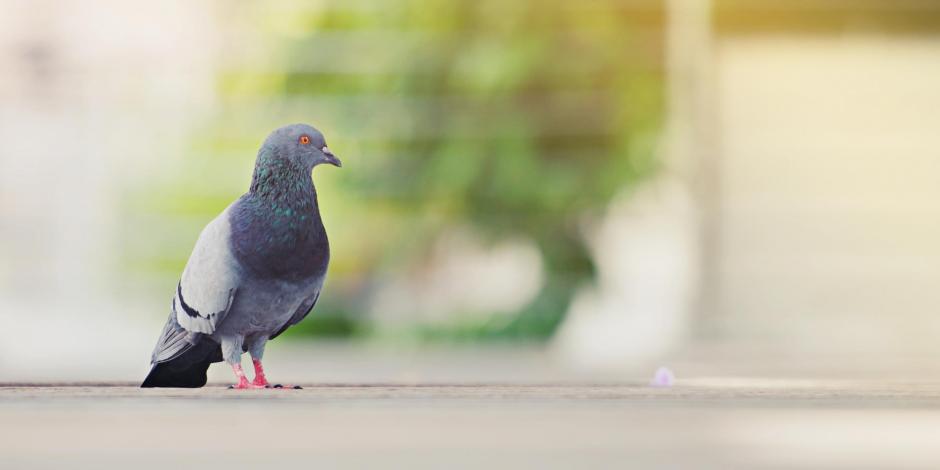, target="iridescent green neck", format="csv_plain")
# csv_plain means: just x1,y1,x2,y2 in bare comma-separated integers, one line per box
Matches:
248,147,316,206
